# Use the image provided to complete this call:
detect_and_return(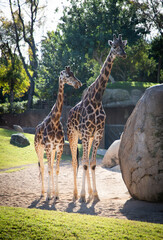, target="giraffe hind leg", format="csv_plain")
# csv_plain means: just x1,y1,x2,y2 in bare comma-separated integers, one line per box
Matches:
68,131,79,201
35,144,45,197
